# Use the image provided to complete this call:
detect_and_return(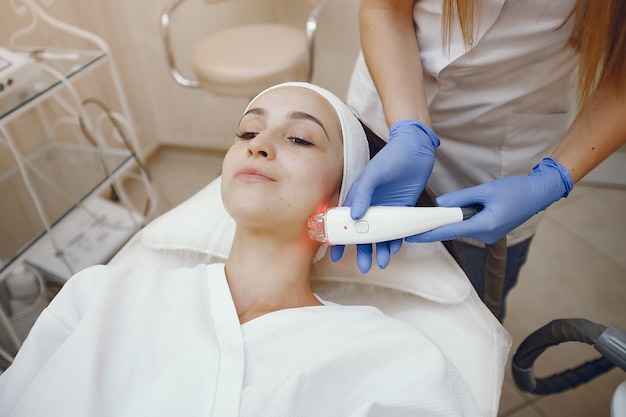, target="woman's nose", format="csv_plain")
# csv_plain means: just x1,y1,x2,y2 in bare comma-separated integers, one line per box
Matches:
247,133,274,158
